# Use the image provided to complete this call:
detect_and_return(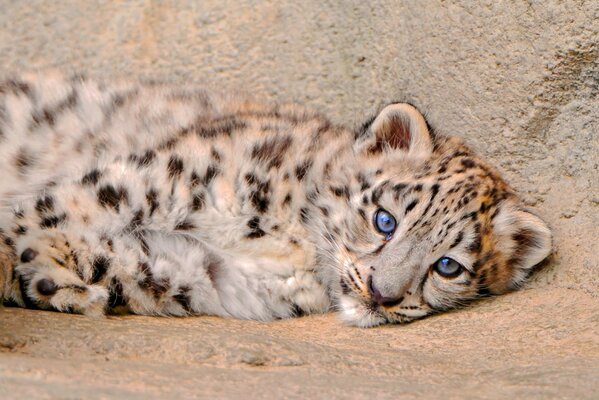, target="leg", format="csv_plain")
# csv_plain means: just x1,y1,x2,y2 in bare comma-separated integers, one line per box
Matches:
1,155,330,319
6,214,329,320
